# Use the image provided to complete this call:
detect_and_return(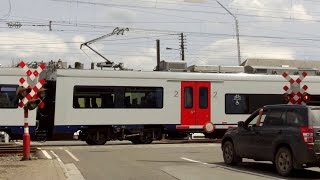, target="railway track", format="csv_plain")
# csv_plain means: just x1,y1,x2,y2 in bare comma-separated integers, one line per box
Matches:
0,143,37,155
